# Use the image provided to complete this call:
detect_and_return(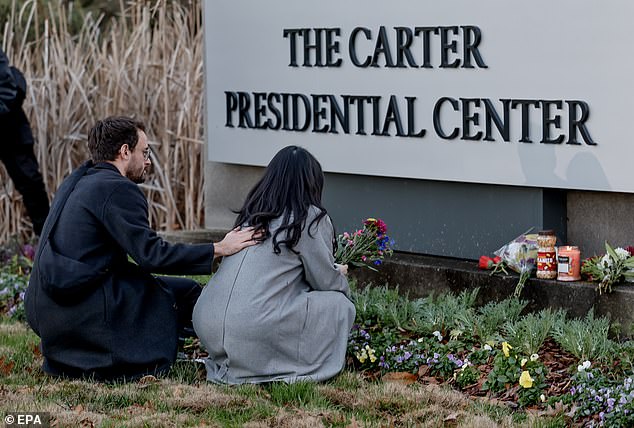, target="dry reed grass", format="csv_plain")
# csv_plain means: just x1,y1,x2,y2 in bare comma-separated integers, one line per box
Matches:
0,0,204,243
